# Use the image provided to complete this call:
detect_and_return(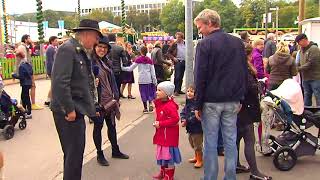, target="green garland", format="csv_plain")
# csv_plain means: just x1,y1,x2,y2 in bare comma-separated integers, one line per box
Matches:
78,0,81,24
36,0,44,43
2,0,8,44
121,0,126,40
